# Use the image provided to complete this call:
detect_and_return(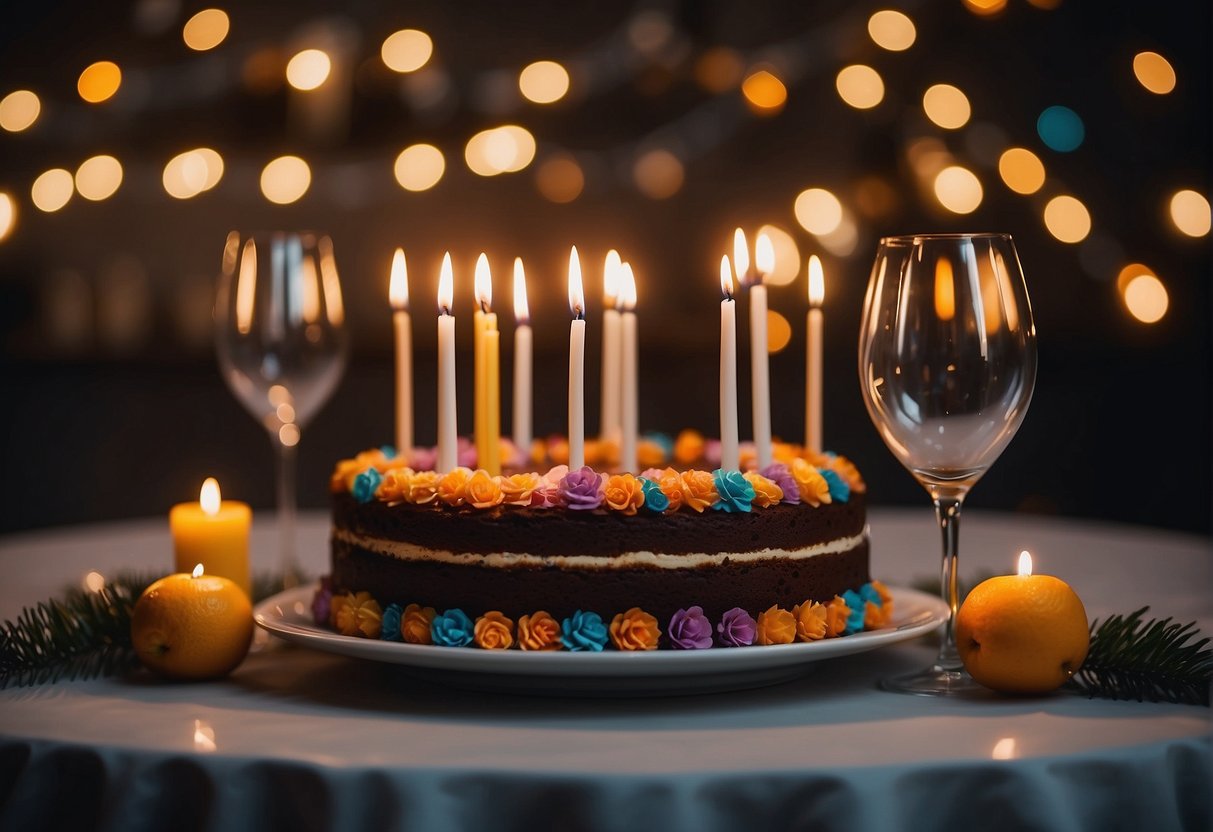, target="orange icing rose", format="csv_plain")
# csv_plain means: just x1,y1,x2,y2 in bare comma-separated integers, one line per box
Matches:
330,458,363,492
609,607,660,651
334,591,382,639
499,472,541,506
827,454,867,493
674,429,705,466
466,469,504,509
529,438,547,466
743,472,783,508
474,611,515,649
406,470,441,505
872,580,893,610
437,467,473,506
548,438,570,466
864,601,890,630
792,601,828,642
584,439,604,466
680,469,719,513
802,449,831,468
756,605,796,645
401,603,437,644
657,468,685,513
517,611,562,651
637,440,666,469
378,456,412,475
773,442,798,463
604,473,646,515
328,591,349,628
354,448,388,472
739,445,758,473
790,458,831,508
824,595,850,638
378,467,414,503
